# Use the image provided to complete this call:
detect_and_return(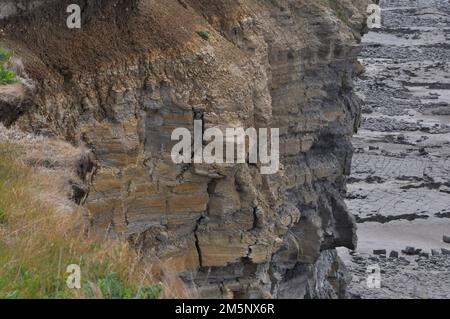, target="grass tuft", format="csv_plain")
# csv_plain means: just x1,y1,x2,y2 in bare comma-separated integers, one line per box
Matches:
0,48,12,64
196,30,210,41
